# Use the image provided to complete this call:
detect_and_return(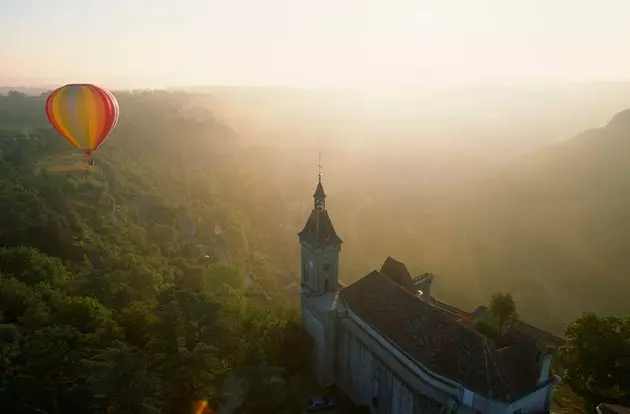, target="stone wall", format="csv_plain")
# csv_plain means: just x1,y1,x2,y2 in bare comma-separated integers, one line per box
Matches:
336,319,447,414
302,305,326,384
